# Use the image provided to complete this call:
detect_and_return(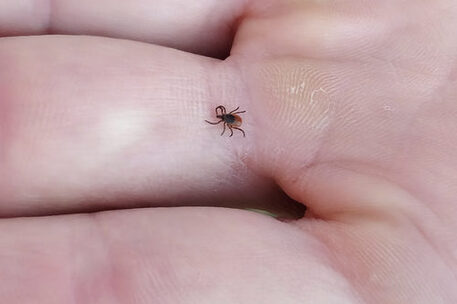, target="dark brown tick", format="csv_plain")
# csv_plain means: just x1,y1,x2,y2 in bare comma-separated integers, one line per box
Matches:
205,105,246,137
